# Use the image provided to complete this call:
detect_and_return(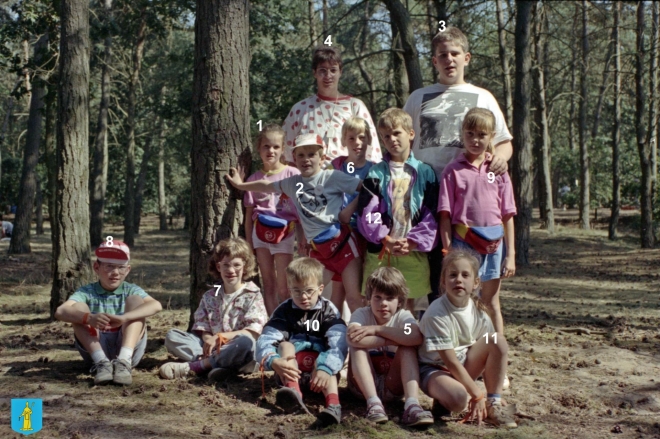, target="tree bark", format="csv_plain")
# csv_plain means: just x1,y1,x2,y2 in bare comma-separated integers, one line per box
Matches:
533,2,554,233
123,10,147,248
45,81,57,249
389,19,405,107
51,0,93,318
307,0,317,46
322,0,328,37
90,0,113,248
649,2,658,189
496,0,513,129
430,0,448,83
382,0,423,93
609,1,621,240
568,4,578,153
356,0,376,116
636,1,655,248
35,175,44,235
578,0,590,230
190,0,251,328
10,34,49,255
511,0,533,266
158,121,168,231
